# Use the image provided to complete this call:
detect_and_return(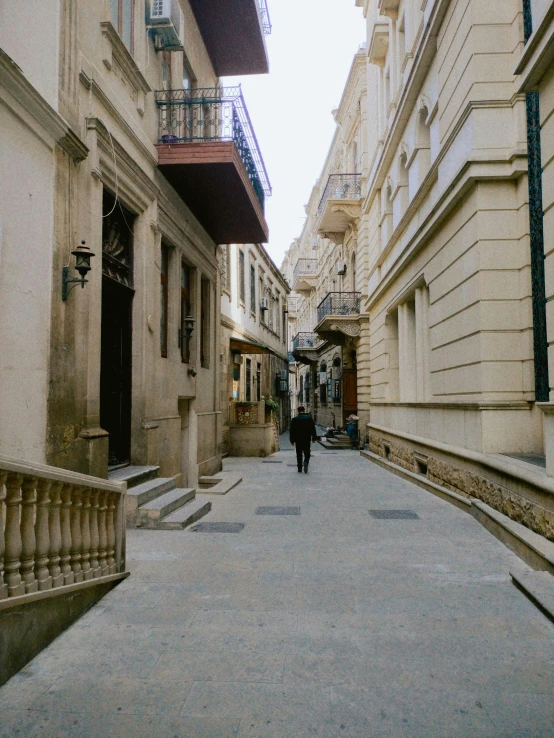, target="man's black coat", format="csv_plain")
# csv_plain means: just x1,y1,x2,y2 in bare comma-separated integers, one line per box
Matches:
289,413,317,445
